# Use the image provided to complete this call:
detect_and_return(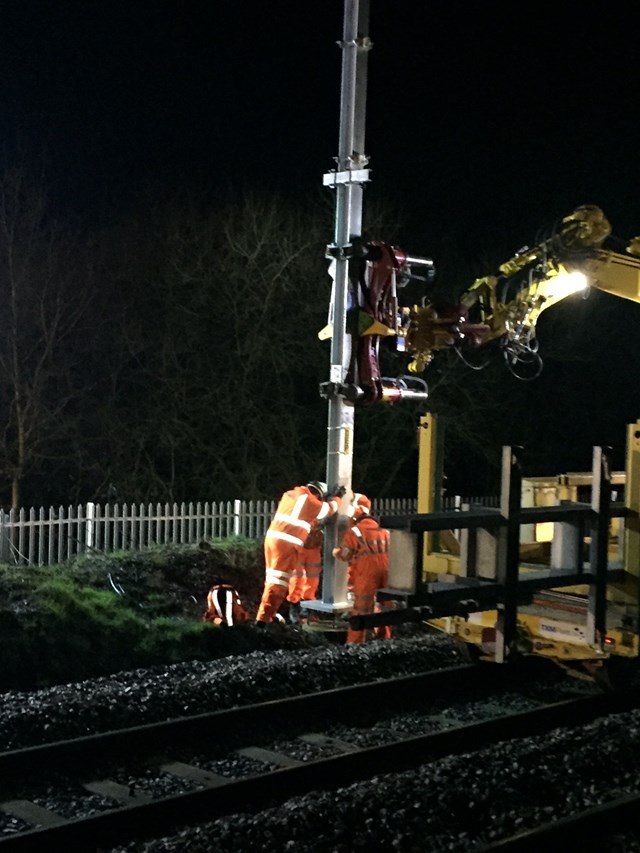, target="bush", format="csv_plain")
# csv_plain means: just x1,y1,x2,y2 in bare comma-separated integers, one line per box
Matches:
0,540,266,689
